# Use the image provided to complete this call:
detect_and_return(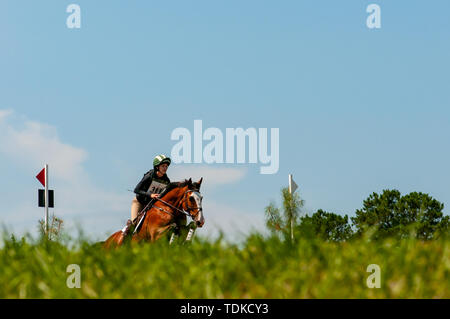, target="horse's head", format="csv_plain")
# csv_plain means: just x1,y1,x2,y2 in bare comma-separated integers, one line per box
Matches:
180,177,205,228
